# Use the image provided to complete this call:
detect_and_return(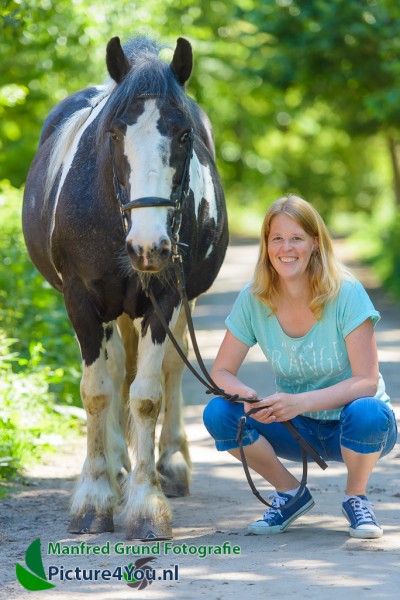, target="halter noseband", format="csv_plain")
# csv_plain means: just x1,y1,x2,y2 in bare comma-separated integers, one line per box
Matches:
121,197,176,210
